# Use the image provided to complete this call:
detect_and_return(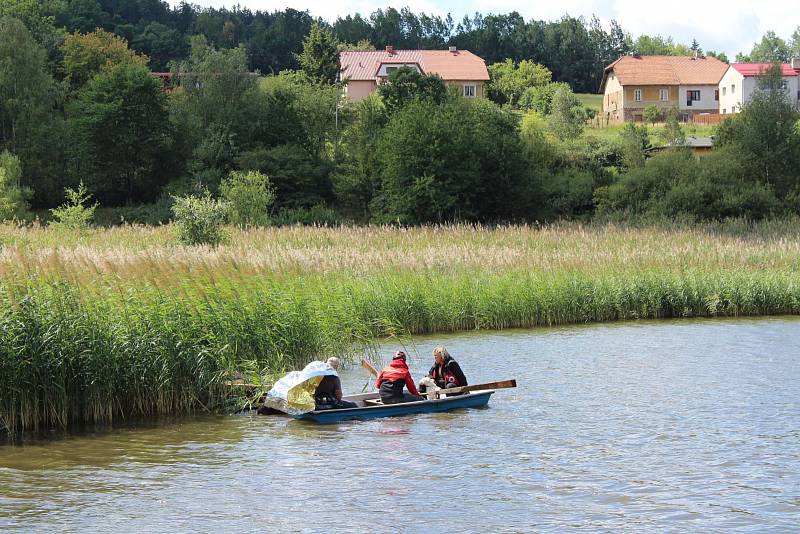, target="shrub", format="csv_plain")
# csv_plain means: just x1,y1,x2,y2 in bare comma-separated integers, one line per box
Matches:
0,151,33,221
49,182,97,229
171,192,230,246
273,204,342,226
519,82,571,115
643,105,661,125
219,170,276,227
548,87,587,140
